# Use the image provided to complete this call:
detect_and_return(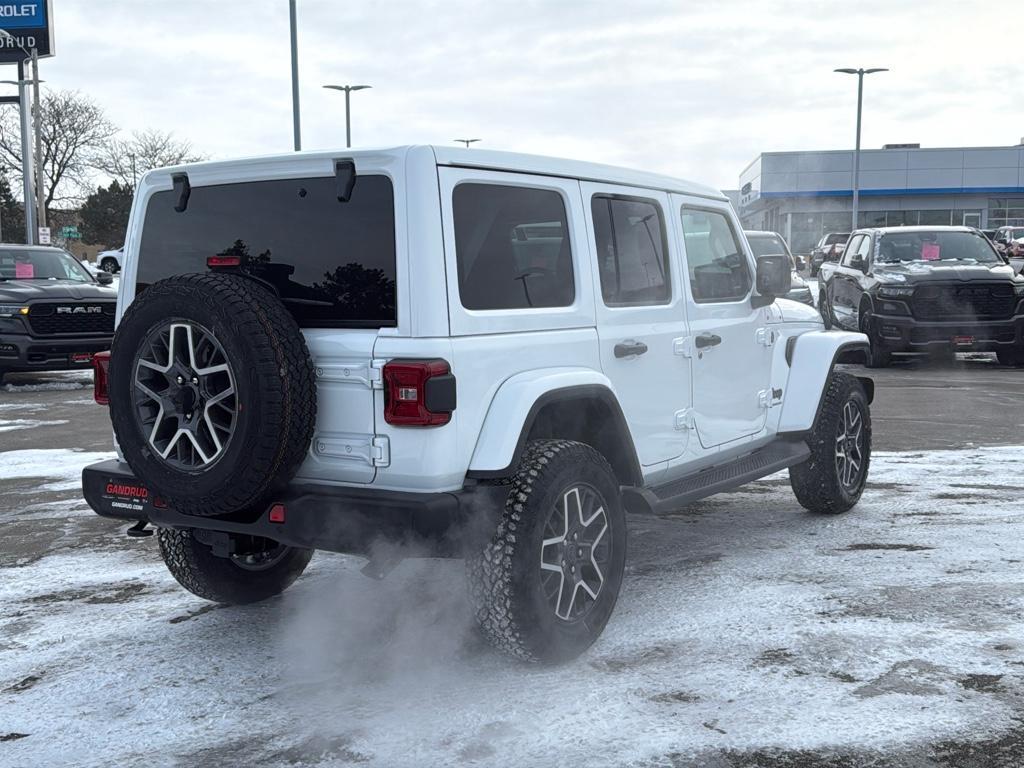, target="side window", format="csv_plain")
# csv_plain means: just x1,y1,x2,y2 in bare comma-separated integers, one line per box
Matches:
453,183,574,311
679,208,752,302
591,195,671,306
841,235,863,266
